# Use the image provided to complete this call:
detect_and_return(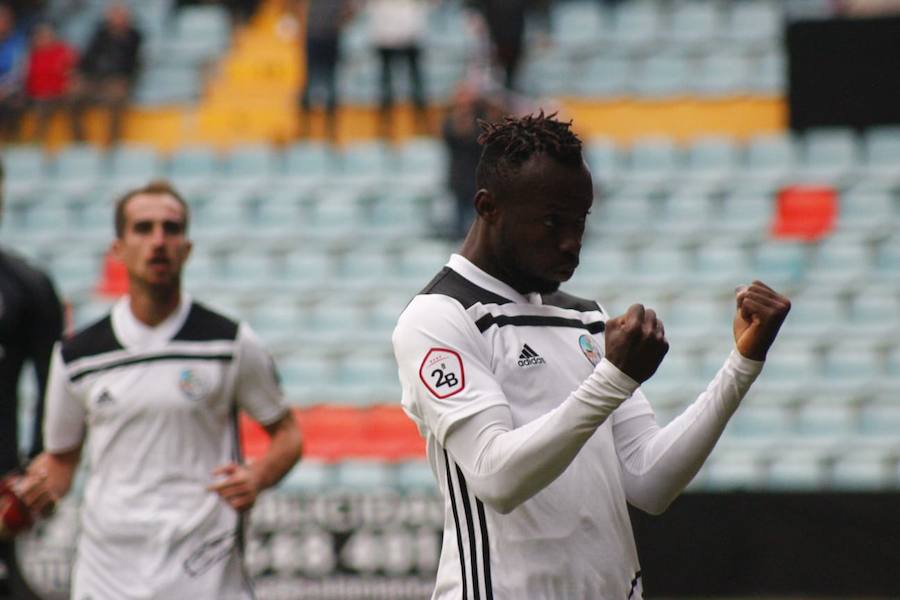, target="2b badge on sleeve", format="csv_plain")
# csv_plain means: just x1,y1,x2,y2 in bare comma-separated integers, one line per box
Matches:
419,348,465,398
